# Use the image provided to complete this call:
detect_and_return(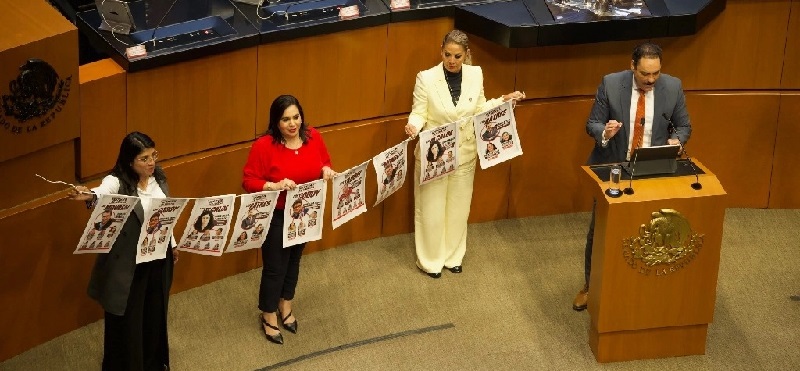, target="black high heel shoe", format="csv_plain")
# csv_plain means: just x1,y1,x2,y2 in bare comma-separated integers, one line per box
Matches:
279,310,298,334
446,266,462,273
260,315,284,345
